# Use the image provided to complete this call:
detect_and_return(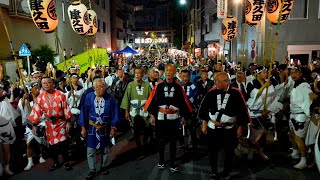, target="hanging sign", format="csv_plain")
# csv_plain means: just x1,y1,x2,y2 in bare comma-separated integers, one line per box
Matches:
87,9,98,36
245,0,266,25
217,0,227,19
68,1,90,35
266,0,294,25
222,16,238,41
28,0,58,33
